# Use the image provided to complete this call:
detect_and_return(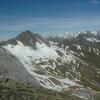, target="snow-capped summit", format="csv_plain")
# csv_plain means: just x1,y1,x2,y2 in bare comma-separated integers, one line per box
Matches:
64,32,79,39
